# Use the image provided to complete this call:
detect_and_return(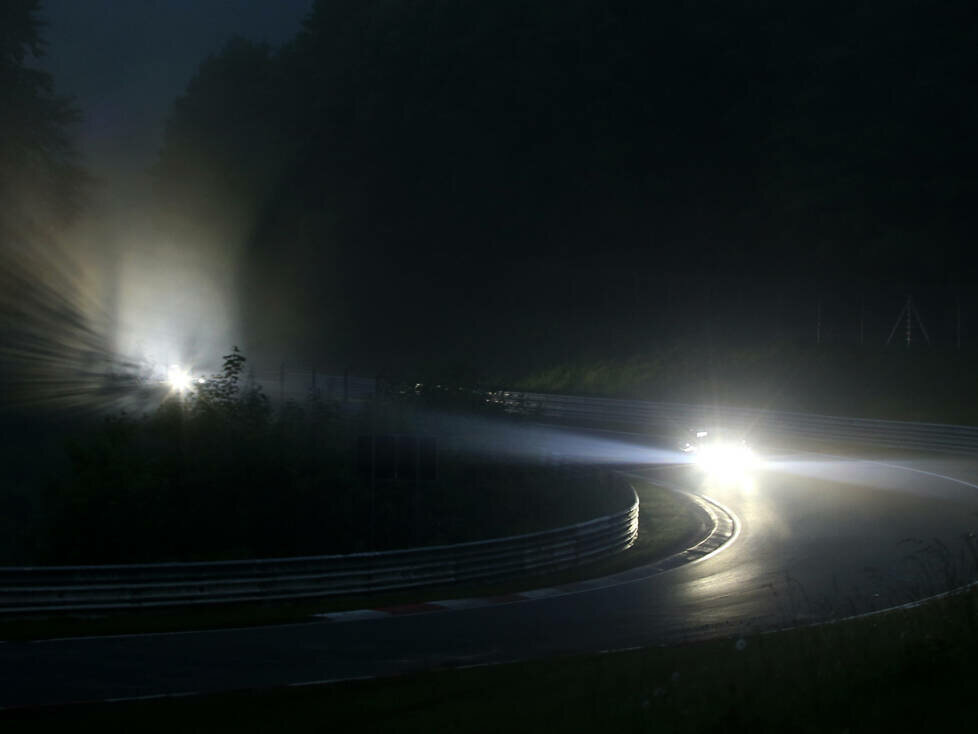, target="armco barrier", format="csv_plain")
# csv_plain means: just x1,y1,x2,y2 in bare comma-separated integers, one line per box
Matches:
0,488,638,614
490,391,978,454
11,390,965,615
